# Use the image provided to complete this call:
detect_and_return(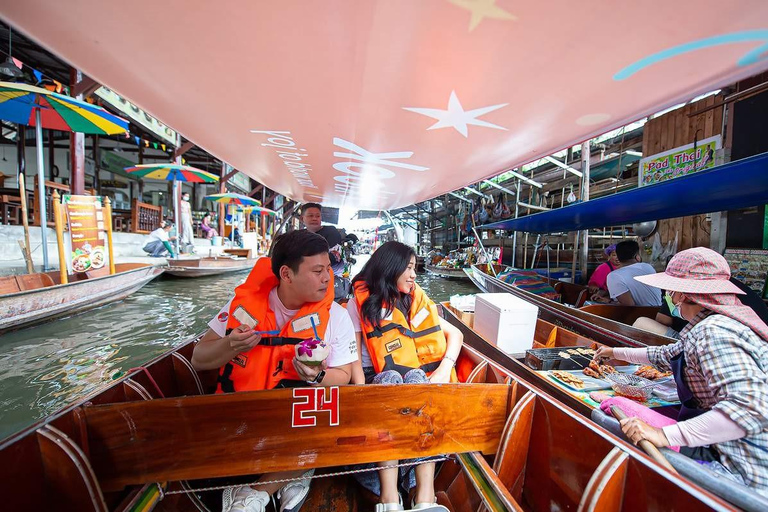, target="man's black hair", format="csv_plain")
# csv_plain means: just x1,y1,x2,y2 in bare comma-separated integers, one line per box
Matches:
269,230,329,278
300,203,322,215
615,240,640,262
